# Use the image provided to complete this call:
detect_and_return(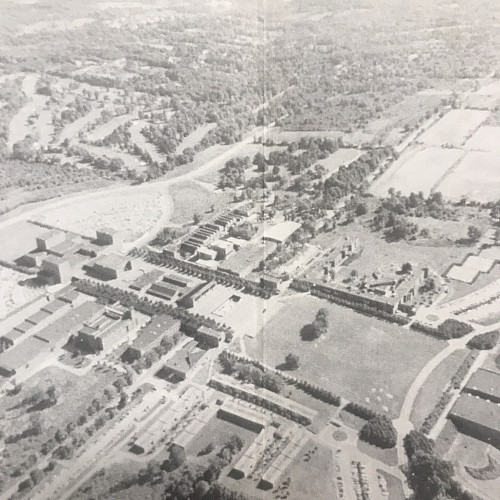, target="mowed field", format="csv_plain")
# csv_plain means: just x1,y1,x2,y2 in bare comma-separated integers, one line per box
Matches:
371,147,463,197
436,151,500,203
464,125,500,153
417,109,489,147
245,295,443,417
316,147,362,175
